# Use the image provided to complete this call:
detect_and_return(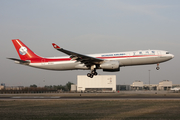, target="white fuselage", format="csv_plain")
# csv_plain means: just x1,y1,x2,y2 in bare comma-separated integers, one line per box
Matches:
28,50,174,71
